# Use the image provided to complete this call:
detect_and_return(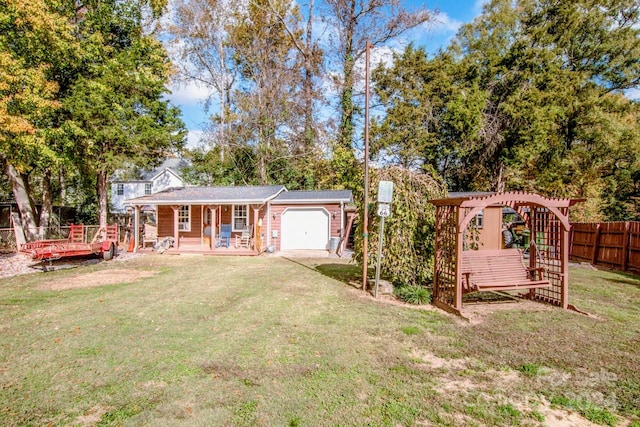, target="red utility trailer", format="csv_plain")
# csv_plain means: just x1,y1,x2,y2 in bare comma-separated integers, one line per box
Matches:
20,224,119,261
